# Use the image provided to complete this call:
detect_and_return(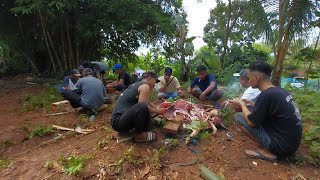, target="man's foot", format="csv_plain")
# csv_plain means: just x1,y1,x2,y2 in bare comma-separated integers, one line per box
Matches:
134,131,157,143
245,149,277,162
